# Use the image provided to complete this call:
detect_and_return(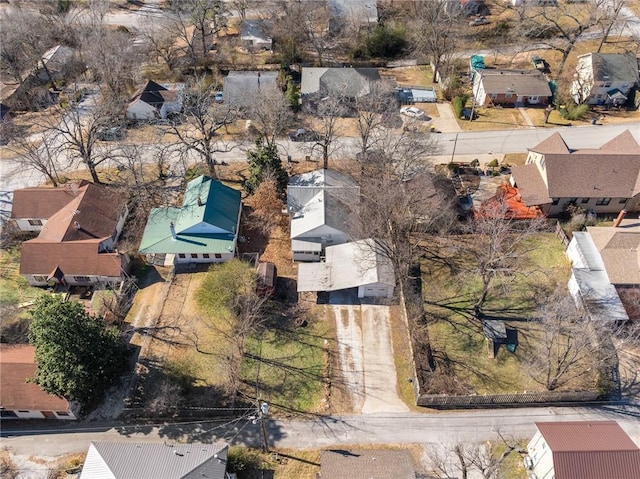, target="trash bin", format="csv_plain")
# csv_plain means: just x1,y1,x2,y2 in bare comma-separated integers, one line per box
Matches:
591,118,597,125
